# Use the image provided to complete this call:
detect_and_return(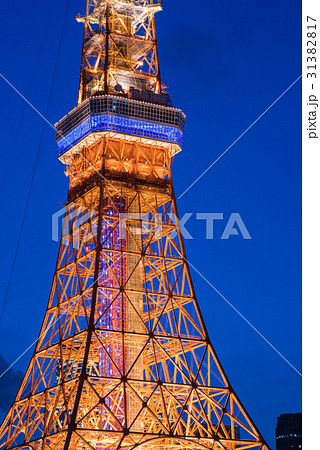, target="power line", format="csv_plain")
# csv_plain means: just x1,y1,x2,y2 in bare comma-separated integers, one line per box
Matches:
0,0,57,196
0,0,71,328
